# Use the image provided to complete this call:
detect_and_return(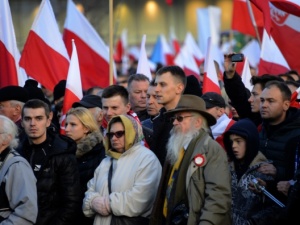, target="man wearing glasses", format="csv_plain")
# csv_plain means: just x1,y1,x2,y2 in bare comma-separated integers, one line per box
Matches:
150,94,232,225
